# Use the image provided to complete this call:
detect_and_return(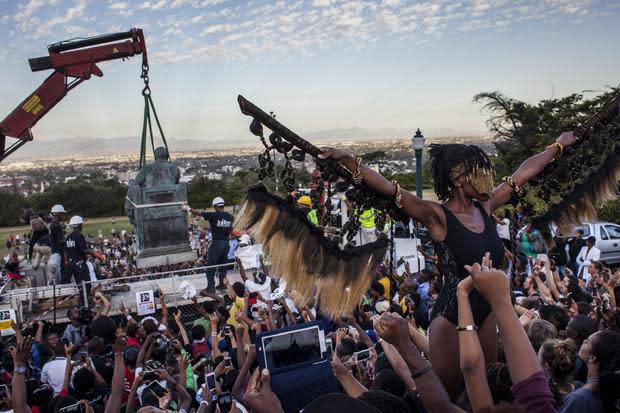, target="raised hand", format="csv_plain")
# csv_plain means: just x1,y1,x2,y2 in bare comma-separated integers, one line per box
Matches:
556,131,578,147
10,335,33,365
243,369,284,413
375,312,409,348
317,147,350,162
464,262,510,308
112,328,127,353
